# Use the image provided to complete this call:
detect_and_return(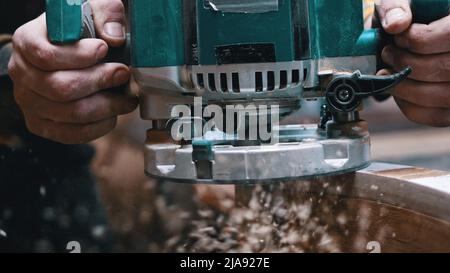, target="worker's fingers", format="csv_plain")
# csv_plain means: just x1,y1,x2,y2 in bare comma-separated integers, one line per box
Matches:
392,78,450,108
395,16,450,54
23,112,118,145
376,68,395,76
90,0,126,47
9,50,130,102
375,0,412,34
14,87,137,124
377,69,450,126
394,97,450,127
382,45,450,82
12,14,108,71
